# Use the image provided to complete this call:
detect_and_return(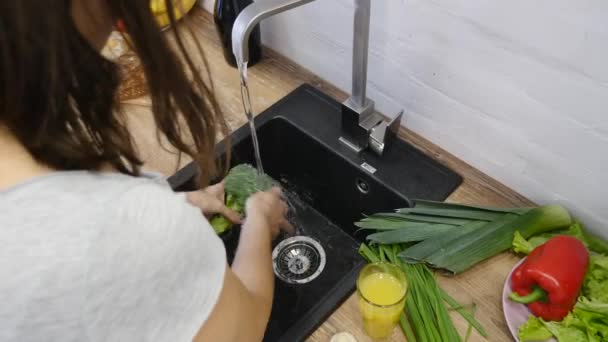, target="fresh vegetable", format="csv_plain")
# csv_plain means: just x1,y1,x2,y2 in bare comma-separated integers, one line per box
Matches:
359,243,487,341
355,200,572,273
509,236,589,321
583,254,608,303
519,307,608,342
513,221,608,255
210,164,277,234
517,316,553,341
516,245,608,341
209,195,241,234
